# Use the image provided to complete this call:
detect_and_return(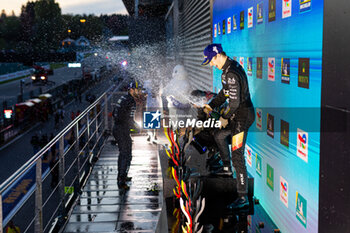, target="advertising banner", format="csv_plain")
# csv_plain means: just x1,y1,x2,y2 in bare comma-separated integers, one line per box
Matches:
212,0,323,232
